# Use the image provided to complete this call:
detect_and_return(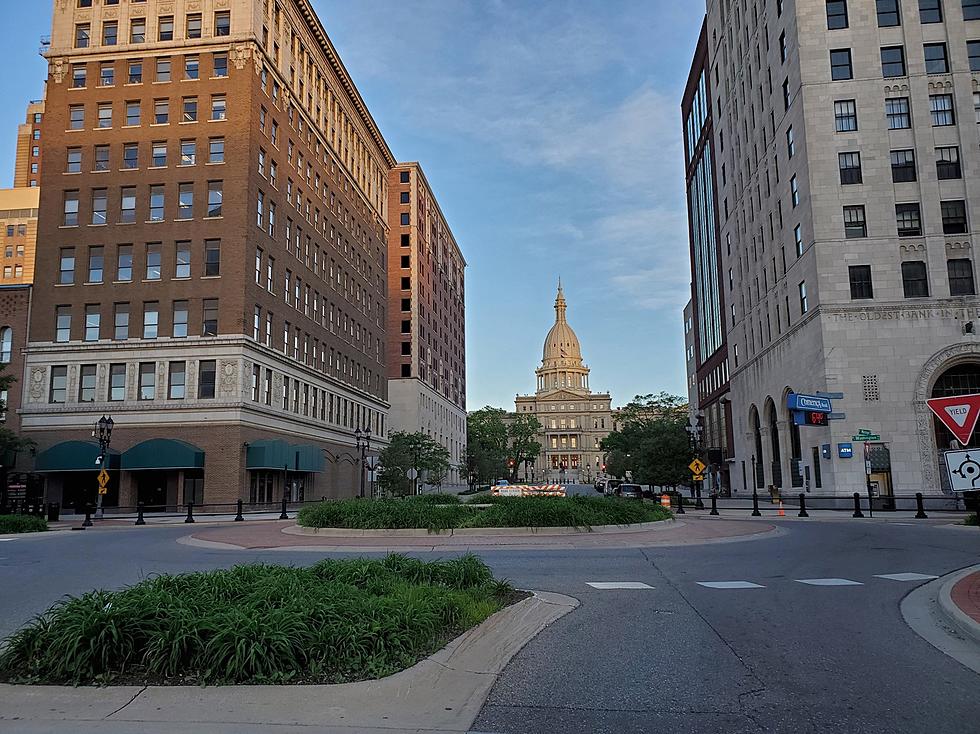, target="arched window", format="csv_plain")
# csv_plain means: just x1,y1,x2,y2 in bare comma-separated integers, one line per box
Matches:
0,327,12,363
